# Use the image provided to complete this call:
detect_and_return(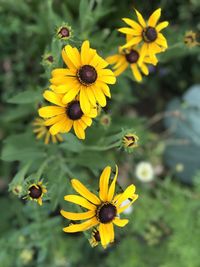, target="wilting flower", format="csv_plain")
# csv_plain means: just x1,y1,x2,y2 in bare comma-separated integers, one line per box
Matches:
118,8,169,63
24,181,47,206
33,118,63,144
38,90,97,139
56,24,72,40
61,166,138,248
50,40,116,114
122,133,139,152
99,114,111,128
184,31,199,48
135,161,154,182
106,46,157,81
89,228,101,247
